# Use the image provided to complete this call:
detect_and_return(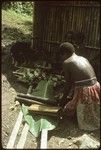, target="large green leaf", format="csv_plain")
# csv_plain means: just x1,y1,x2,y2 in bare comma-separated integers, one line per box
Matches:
21,77,58,137
33,78,54,99
22,104,57,137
